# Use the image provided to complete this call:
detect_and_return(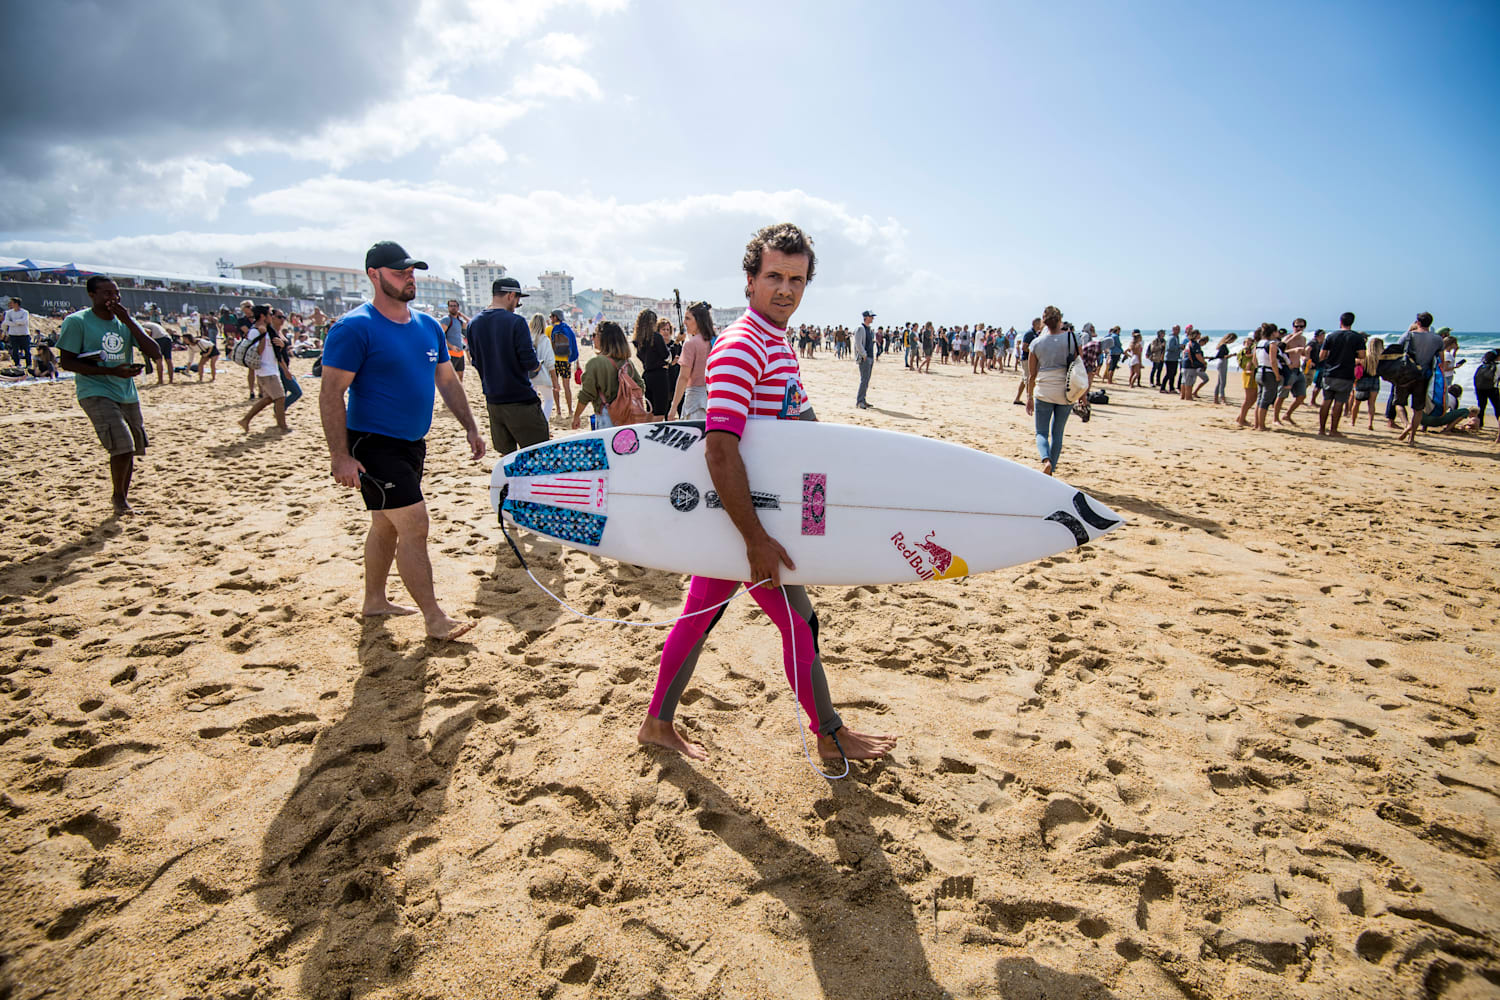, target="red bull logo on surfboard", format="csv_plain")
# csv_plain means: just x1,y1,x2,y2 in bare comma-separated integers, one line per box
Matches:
890,530,970,581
